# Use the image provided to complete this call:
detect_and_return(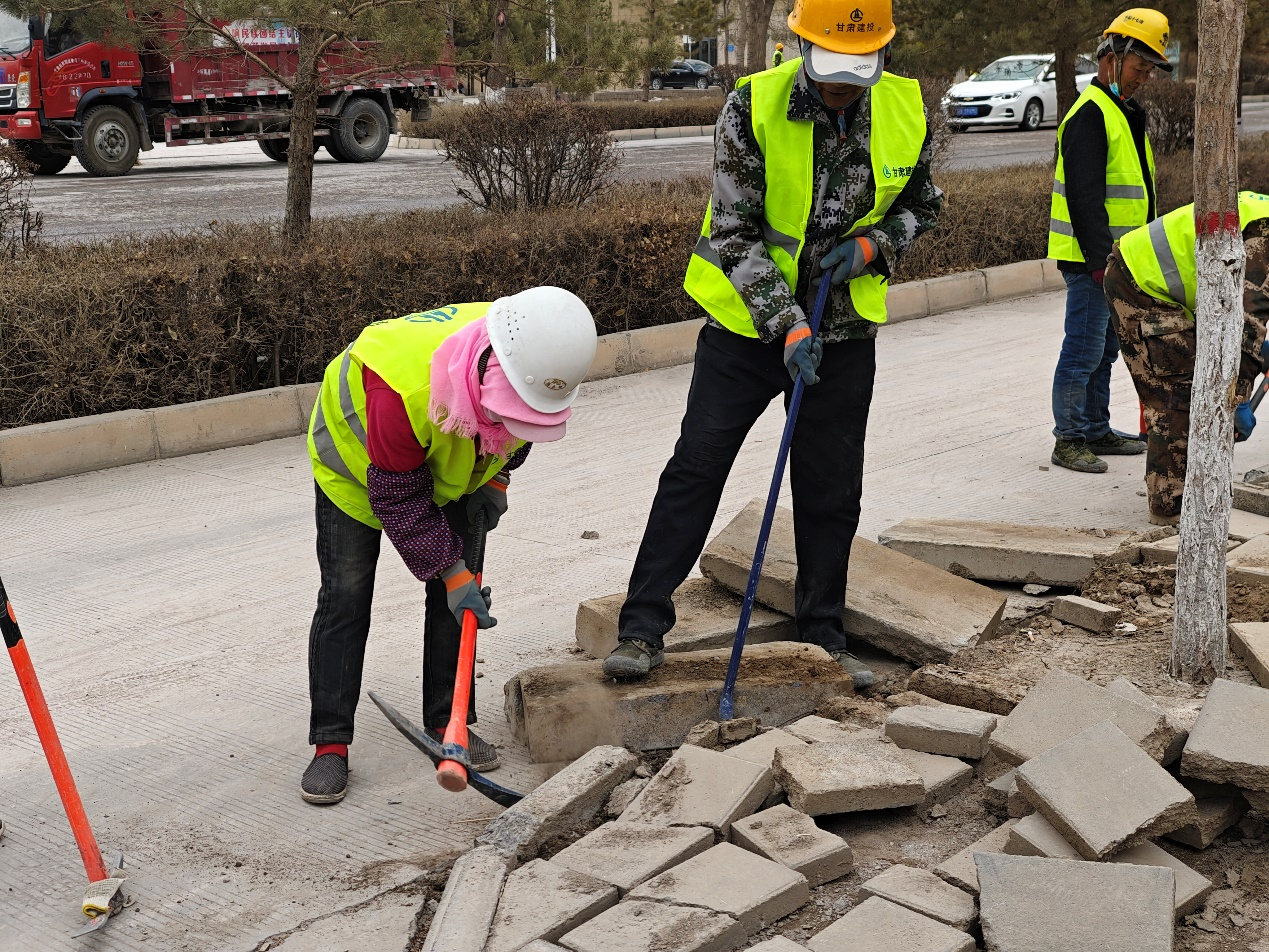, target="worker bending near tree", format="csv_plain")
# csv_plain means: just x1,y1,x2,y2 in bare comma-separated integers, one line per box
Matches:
1048,8,1172,474
1105,192,1269,525
605,0,942,688
772,42,785,67
301,288,597,804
